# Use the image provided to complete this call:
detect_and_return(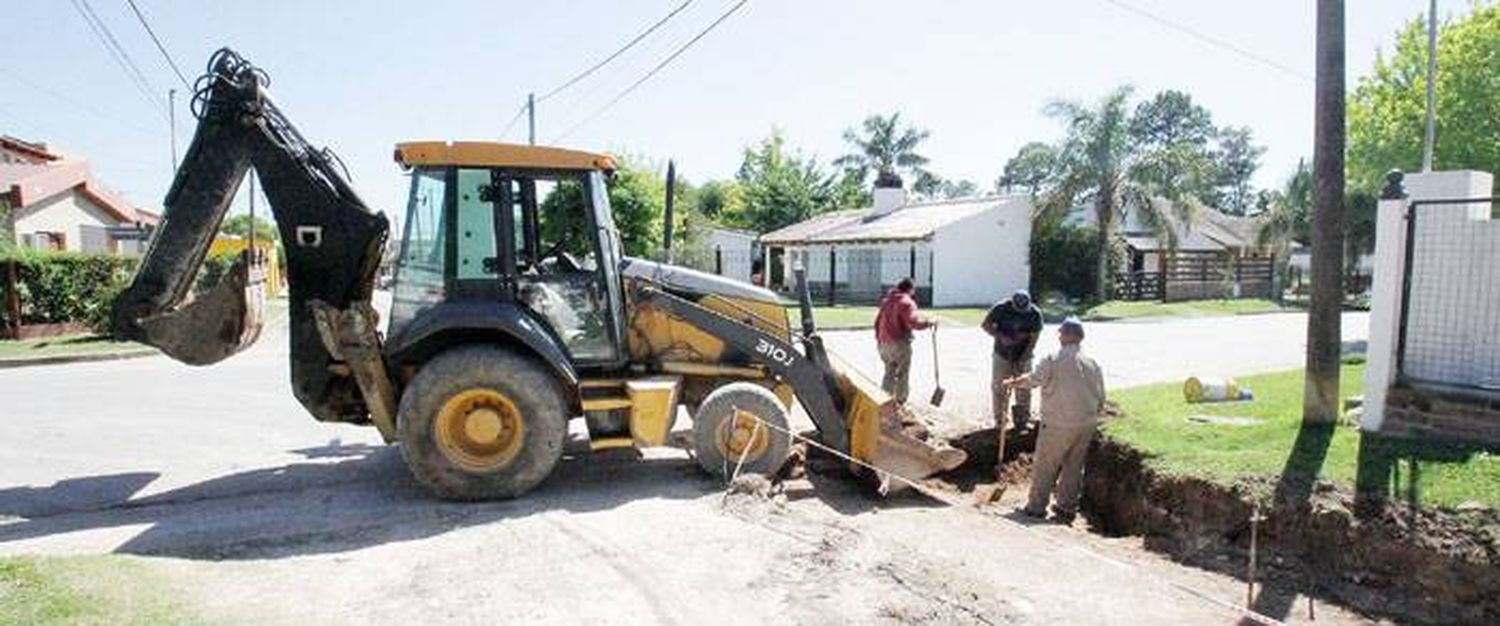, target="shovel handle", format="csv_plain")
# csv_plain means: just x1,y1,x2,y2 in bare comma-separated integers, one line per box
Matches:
931,326,940,383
